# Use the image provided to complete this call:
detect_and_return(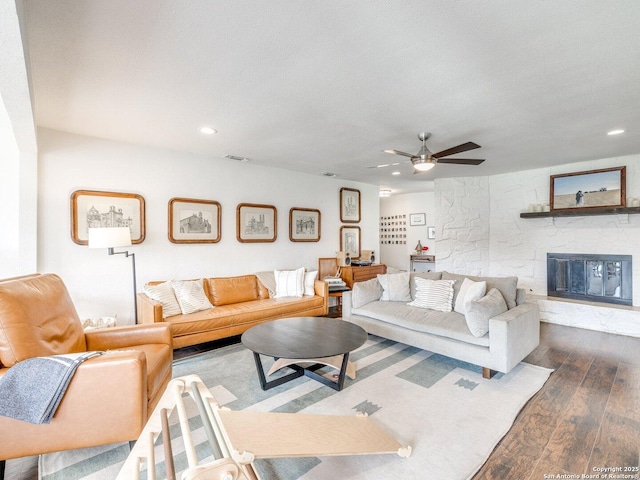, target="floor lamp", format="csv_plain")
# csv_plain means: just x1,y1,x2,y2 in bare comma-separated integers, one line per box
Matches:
88,227,138,324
